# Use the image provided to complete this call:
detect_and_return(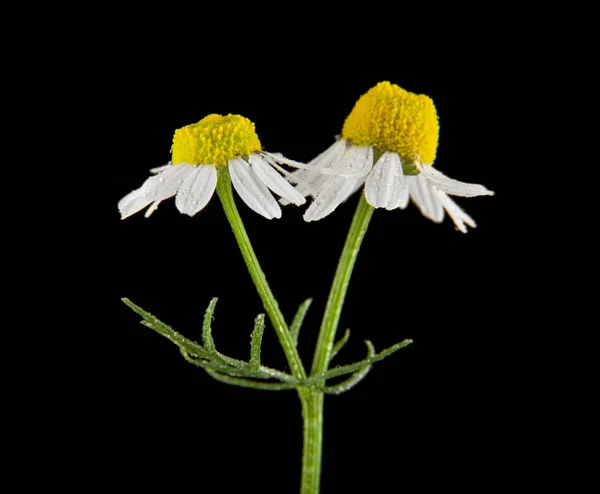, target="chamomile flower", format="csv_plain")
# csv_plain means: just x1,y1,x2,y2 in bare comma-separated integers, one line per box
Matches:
118,114,306,220
295,82,494,232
